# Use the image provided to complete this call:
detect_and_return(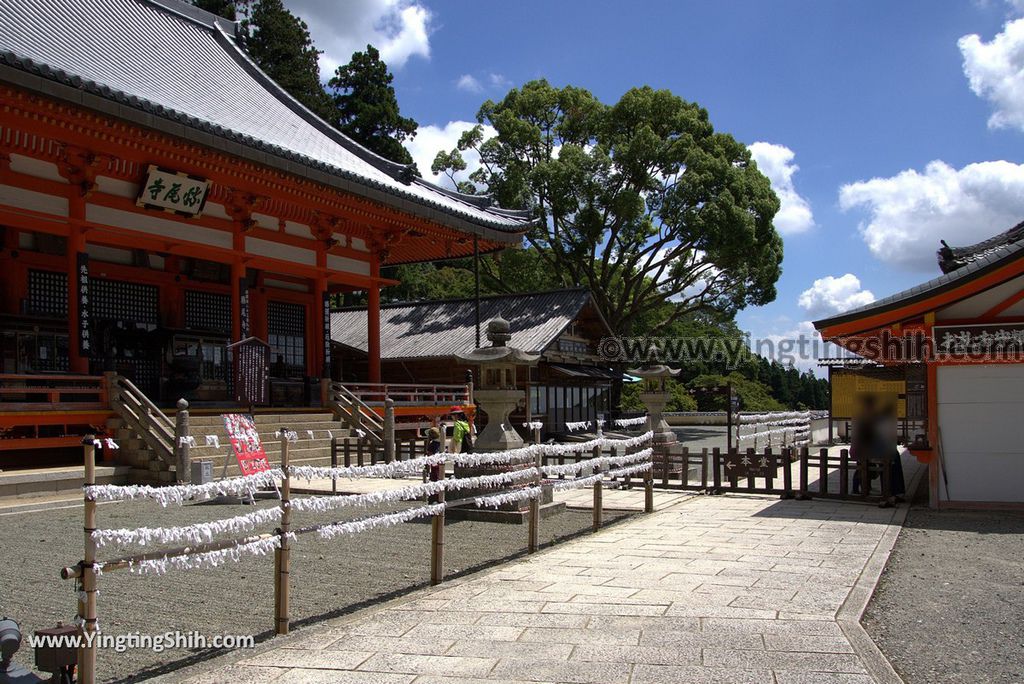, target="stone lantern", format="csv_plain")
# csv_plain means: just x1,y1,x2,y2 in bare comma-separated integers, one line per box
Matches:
451,316,562,523
456,316,540,451
626,364,680,449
